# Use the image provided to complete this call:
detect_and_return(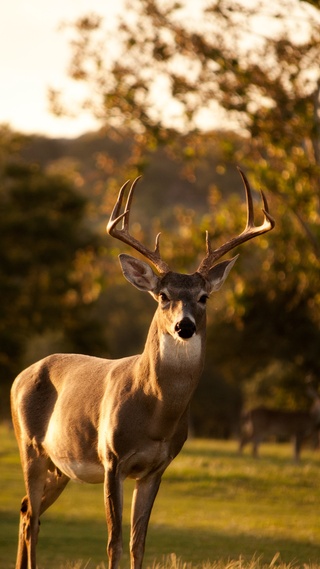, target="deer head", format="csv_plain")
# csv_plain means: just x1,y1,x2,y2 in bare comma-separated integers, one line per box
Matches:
107,168,275,342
